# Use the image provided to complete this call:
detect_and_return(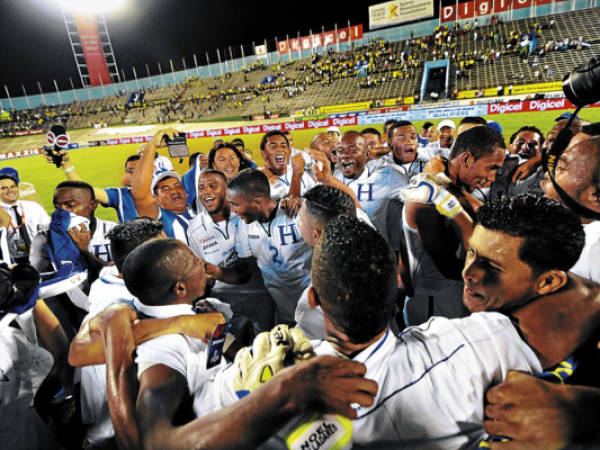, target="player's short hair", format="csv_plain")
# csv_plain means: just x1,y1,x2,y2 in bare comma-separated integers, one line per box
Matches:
422,121,434,130
510,125,545,146
54,180,95,201
450,125,506,160
227,169,270,198
383,119,398,129
581,122,600,136
121,238,186,305
208,143,252,173
387,120,415,140
476,195,584,275
125,154,141,167
199,169,227,184
107,217,164,272
188,152,200,168
303,185,356,227
458,116,487,126
0,175,17,186
230,137,245,148
259,130,289,152
360,127,381,137
312,215,397,344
